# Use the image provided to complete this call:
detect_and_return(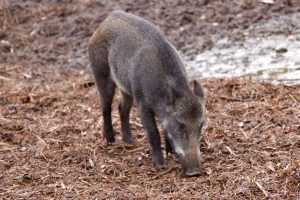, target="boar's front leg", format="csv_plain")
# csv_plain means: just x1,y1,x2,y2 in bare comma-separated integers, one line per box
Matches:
138,104,165,167
118,91,134,144
165,135,174,155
